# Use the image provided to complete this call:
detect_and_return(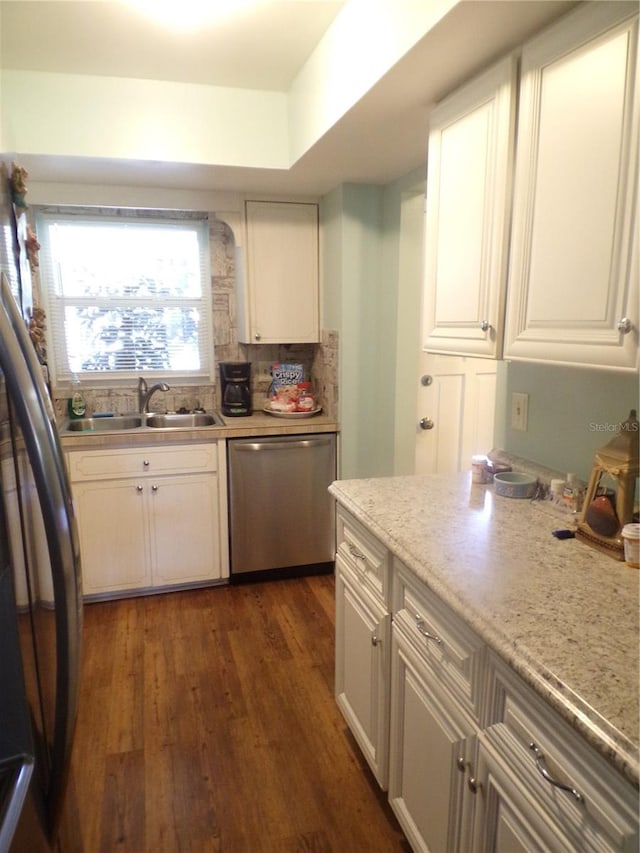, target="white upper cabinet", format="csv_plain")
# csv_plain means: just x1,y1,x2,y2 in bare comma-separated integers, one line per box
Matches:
504,2,639,371
422,55,517,358
238,200,319,344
